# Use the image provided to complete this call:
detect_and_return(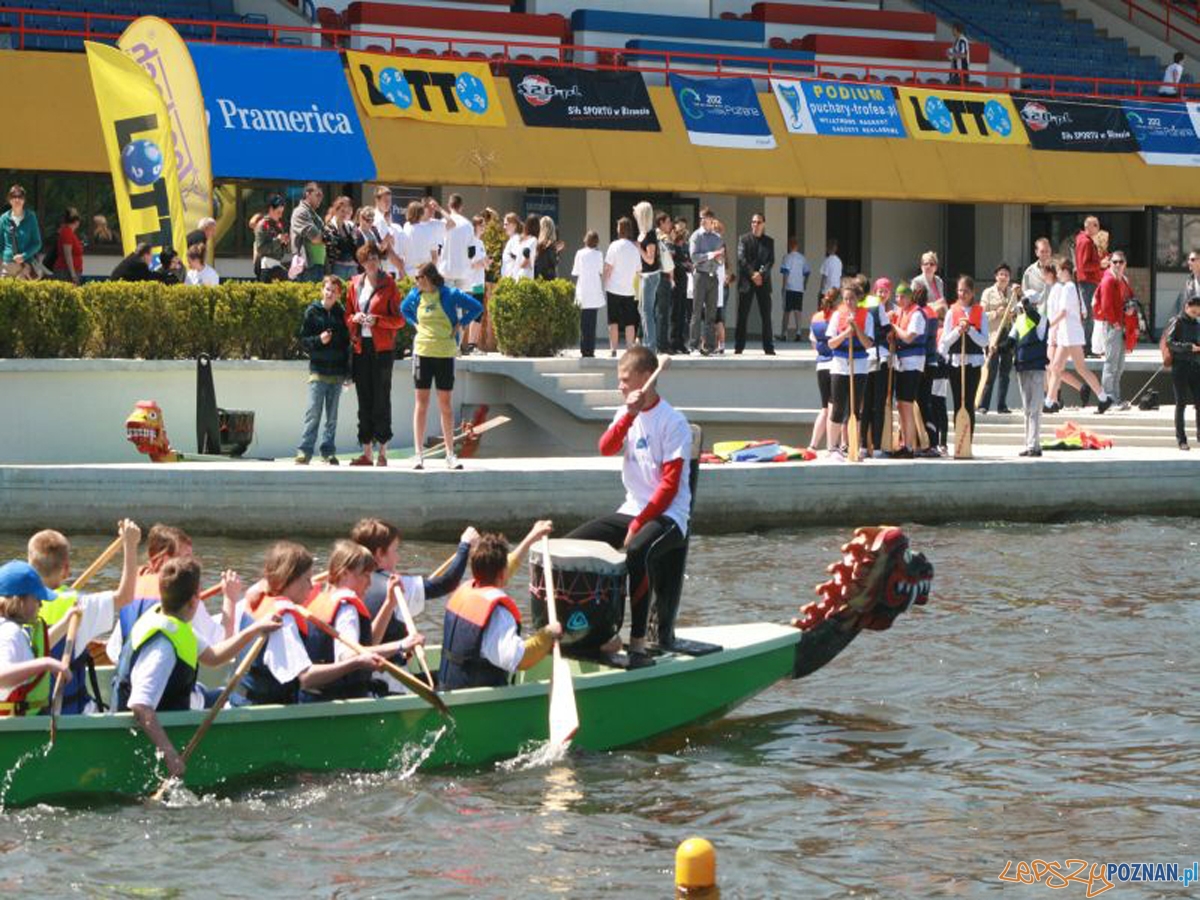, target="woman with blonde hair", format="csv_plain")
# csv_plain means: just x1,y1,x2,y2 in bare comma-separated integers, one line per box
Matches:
633,201,662,350
533,215,564,280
